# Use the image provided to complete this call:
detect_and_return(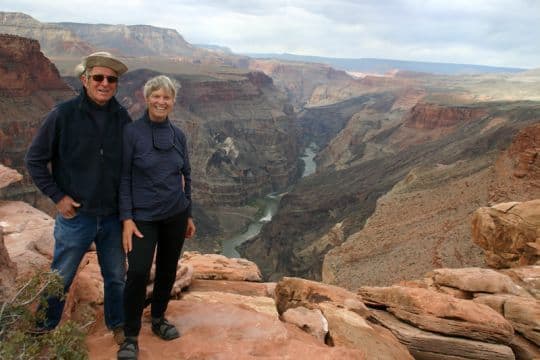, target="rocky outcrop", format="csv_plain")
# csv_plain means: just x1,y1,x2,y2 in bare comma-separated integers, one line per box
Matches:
404,103,488,129
0,12,94,57
359,265,540,360
472,200,540,268
247,100,540,284
0,200,54,278
58,22,195,57
249,59,353,108
506,123,540,180
2,193,539,359
0,34,73,213
0,165,19,301
0,34,69,96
